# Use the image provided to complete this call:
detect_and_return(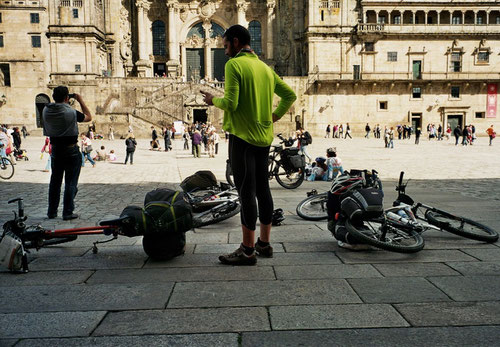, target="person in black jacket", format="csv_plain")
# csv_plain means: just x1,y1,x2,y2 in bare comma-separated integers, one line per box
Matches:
462,125,469,146
453,125,462,146
124,133,137,165
415,128,421,144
